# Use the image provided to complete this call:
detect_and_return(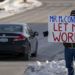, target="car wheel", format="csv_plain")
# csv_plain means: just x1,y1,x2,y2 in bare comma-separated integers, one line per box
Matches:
32,40,38,57
24,52,31,60
24,40,31,60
